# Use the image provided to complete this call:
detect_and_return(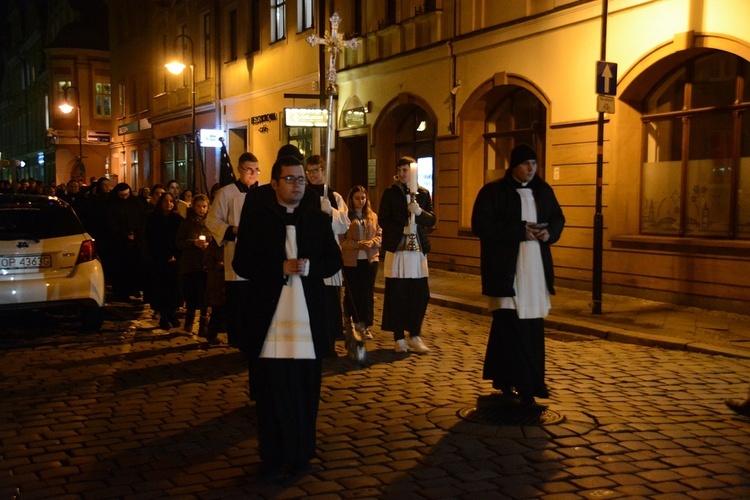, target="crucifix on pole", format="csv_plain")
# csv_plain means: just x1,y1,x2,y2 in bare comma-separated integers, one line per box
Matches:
306,12,360,198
